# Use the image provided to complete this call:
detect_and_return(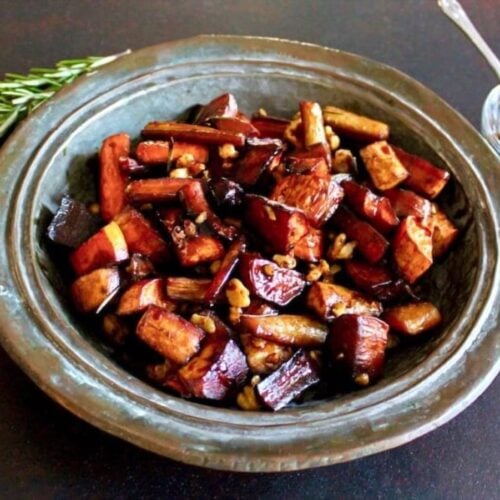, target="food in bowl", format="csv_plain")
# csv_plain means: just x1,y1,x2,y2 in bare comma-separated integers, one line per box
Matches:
46,93,458,411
